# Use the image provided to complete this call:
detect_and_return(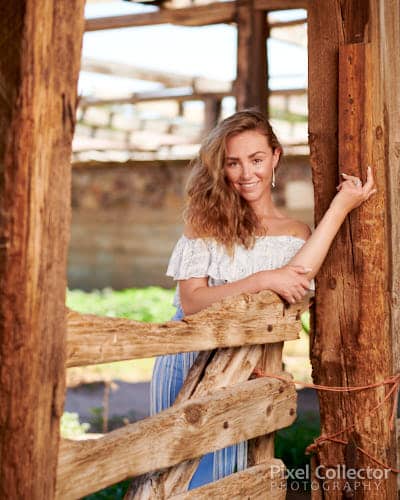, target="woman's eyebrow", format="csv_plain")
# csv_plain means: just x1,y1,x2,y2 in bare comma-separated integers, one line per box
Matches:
225,151,267,161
